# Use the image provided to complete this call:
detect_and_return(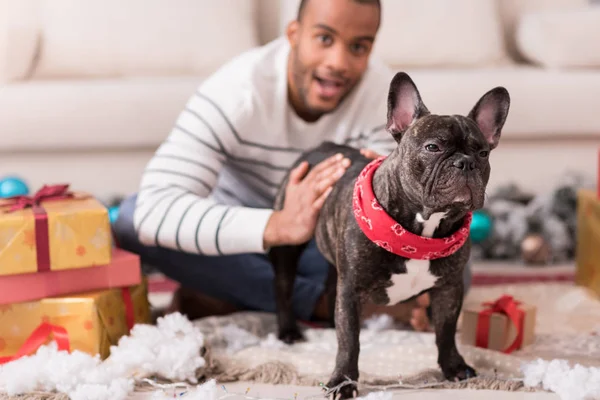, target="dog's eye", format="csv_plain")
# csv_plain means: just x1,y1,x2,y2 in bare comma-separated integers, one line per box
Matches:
479,151,489,158
425,144,440,152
